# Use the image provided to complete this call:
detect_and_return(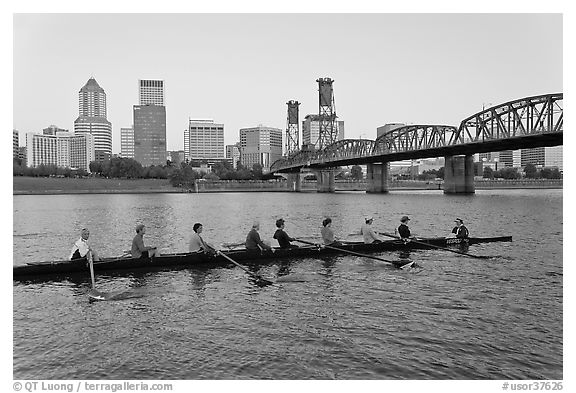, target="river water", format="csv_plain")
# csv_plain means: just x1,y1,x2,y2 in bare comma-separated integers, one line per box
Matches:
12,190,563,380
